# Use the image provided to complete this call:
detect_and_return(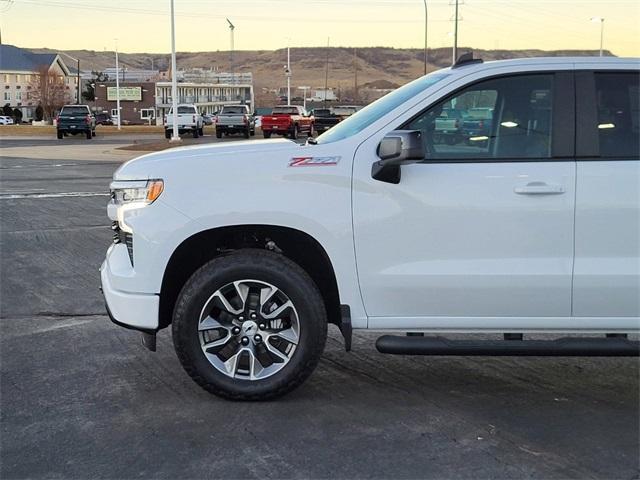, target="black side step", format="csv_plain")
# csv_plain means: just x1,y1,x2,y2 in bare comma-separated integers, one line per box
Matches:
376,335,640,357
